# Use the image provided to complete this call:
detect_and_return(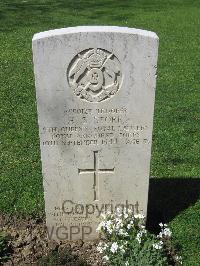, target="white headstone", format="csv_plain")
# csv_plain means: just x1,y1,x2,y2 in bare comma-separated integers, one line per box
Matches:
32,26,159,241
